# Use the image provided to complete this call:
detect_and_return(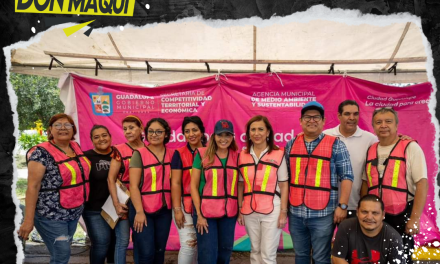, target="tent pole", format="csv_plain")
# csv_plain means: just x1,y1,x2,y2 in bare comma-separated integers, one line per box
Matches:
42,51,426,65
381,22,411,71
